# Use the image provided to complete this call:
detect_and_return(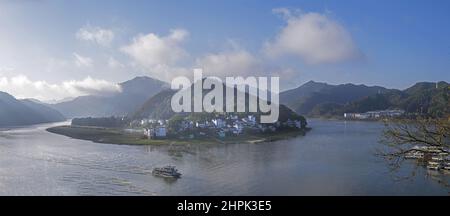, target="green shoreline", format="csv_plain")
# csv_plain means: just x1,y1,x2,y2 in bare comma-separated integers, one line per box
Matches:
46,125,310,146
